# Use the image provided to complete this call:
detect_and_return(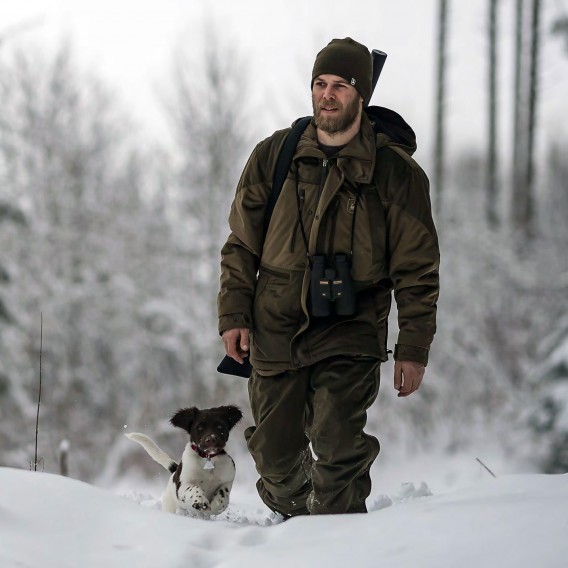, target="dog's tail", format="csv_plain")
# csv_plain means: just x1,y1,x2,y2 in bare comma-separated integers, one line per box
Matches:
125,432,178,474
